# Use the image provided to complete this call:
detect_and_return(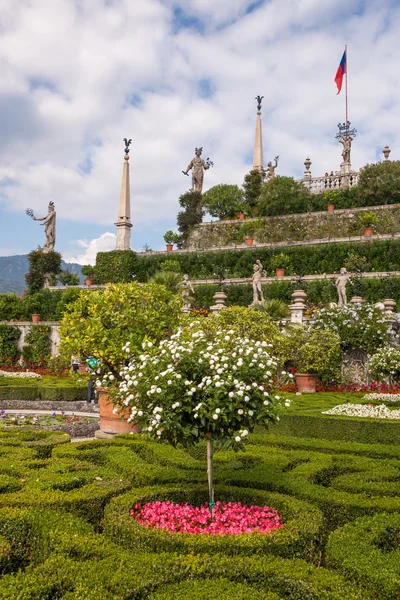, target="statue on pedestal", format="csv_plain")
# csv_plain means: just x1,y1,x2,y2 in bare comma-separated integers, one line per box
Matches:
251,260,266,305
182,147,213,193
339,136,352,165
335,268,351,306
179,274,195,311
27,202,56,252
264,156,279,179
